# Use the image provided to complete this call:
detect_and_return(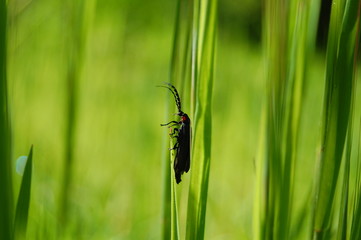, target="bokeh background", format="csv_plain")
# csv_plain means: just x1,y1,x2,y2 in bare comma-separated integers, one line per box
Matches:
7,0,337,239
